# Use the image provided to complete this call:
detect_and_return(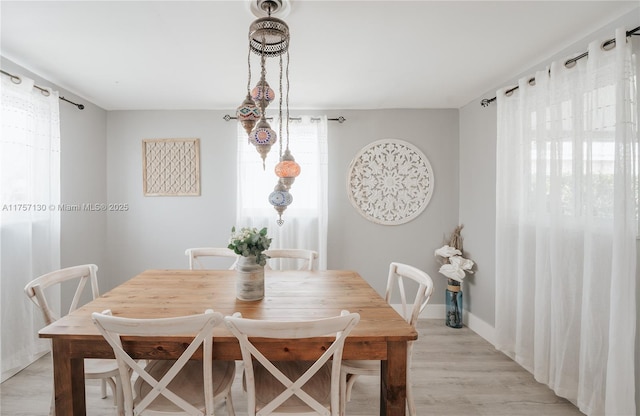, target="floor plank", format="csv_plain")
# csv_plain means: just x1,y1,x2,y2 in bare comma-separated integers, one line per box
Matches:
0,320,583,415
